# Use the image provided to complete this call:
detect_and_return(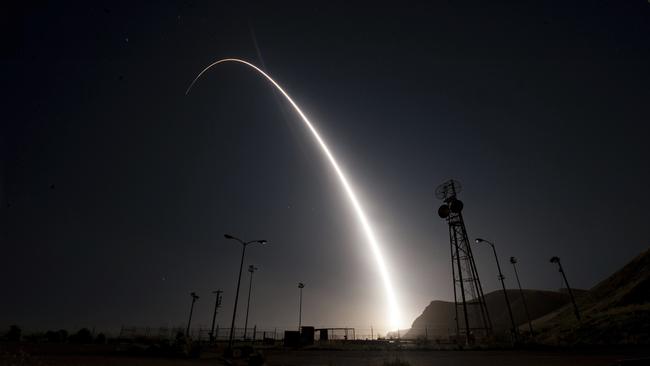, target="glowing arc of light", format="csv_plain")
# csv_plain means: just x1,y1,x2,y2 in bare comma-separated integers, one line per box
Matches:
187,58,402,330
